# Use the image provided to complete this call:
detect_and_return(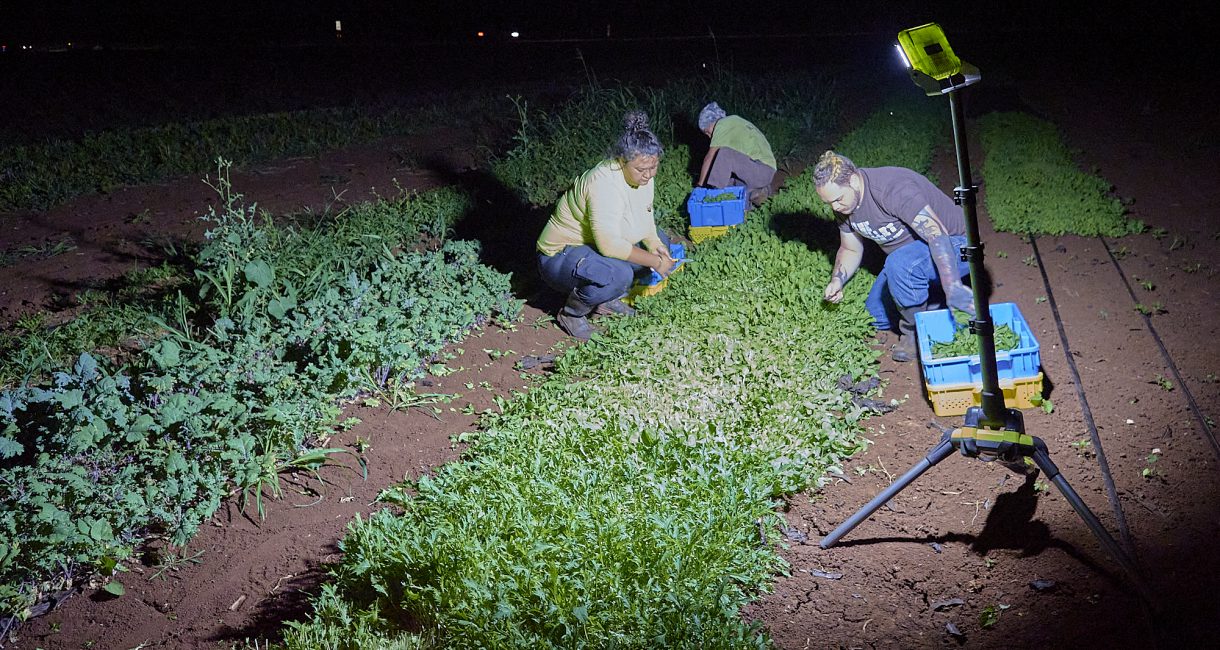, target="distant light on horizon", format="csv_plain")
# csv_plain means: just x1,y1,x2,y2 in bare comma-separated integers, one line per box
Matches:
477,31,484,37
510,31,519,38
